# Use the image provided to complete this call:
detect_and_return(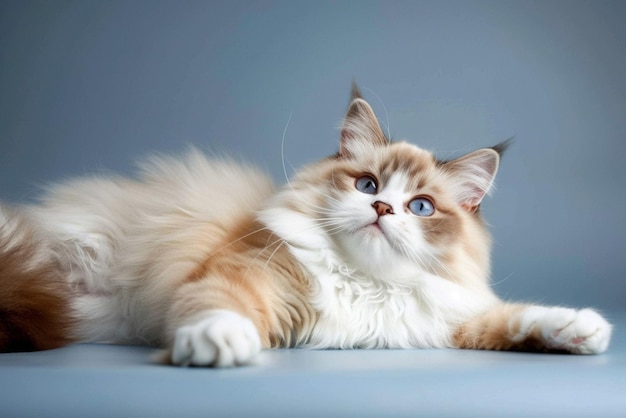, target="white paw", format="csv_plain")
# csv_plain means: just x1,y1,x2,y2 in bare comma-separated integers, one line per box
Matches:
171,310,262,367
518,306,612,354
